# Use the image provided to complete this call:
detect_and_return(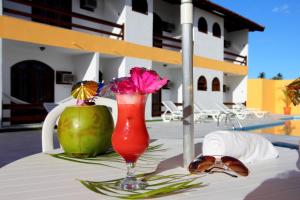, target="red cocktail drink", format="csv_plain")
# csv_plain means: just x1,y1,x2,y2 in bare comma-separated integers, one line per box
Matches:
112,94,149,162
109,67,167,191
112,93,149,190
